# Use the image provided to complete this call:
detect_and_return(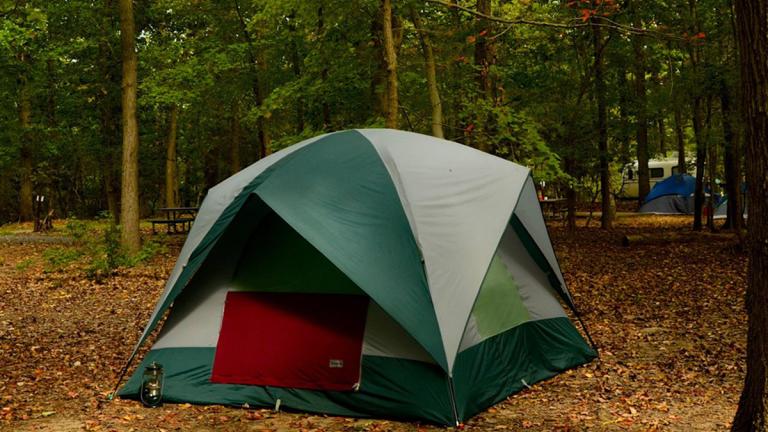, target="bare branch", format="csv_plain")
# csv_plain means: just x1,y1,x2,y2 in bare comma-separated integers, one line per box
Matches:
425,0,686,41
